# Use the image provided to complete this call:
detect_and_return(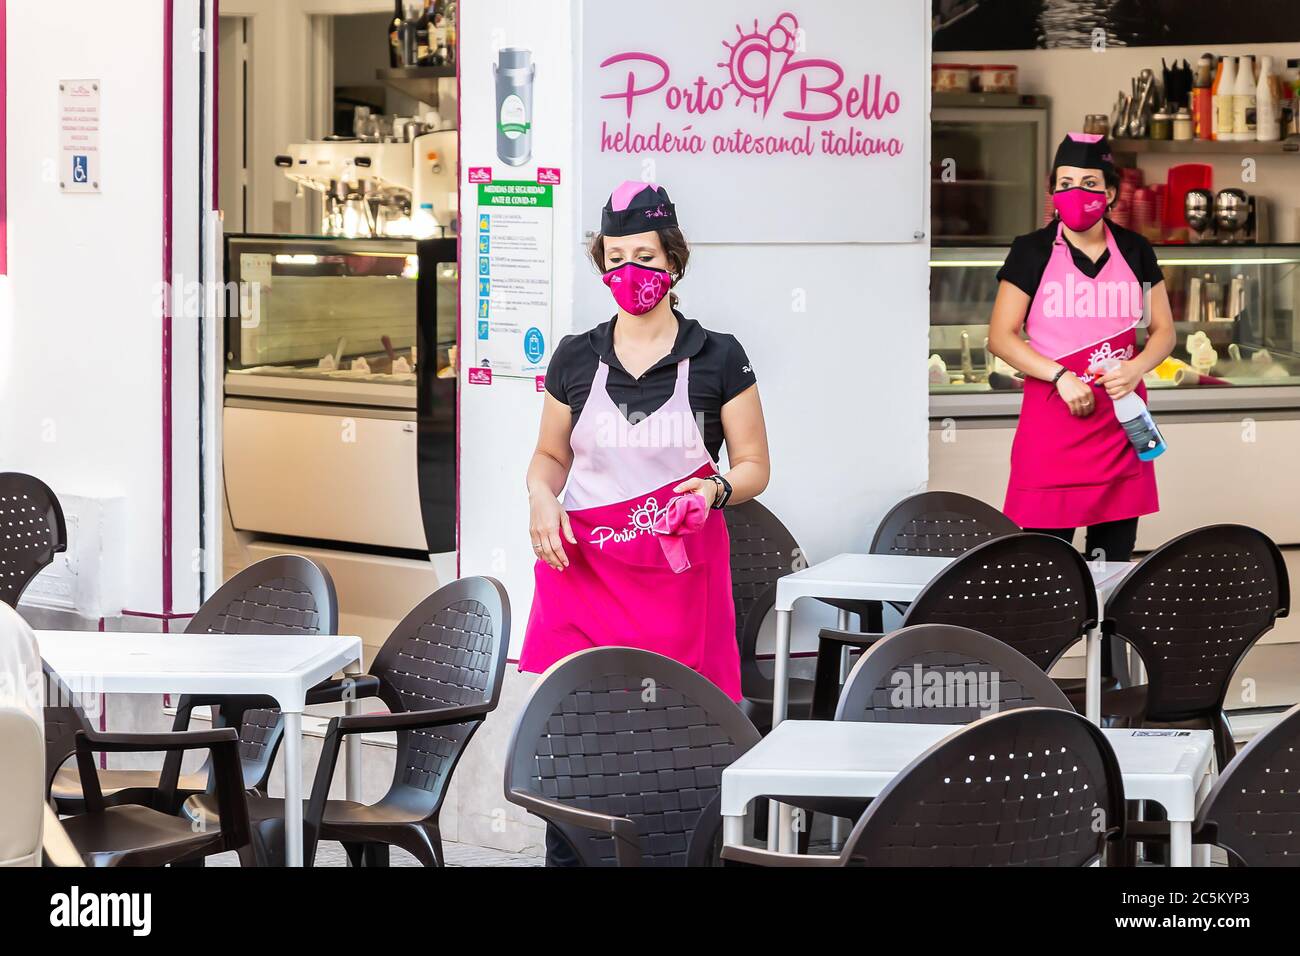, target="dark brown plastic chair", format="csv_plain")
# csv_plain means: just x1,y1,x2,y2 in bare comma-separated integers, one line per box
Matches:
811,492,1019,714
505,646,762,866
0,472,68,609
795,623,1075,829
1190,701,1300,866
836,623,1074,725
56,725,252,867
43,663,213,814
724,706,1125,867
187,576,510,867
1095,524,1289,772
48,554,343,816
818,532,1098,709
723,499,814,733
